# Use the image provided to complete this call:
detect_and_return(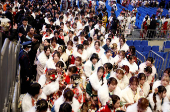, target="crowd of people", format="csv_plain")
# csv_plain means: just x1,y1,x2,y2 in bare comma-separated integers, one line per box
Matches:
0,0,170,112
